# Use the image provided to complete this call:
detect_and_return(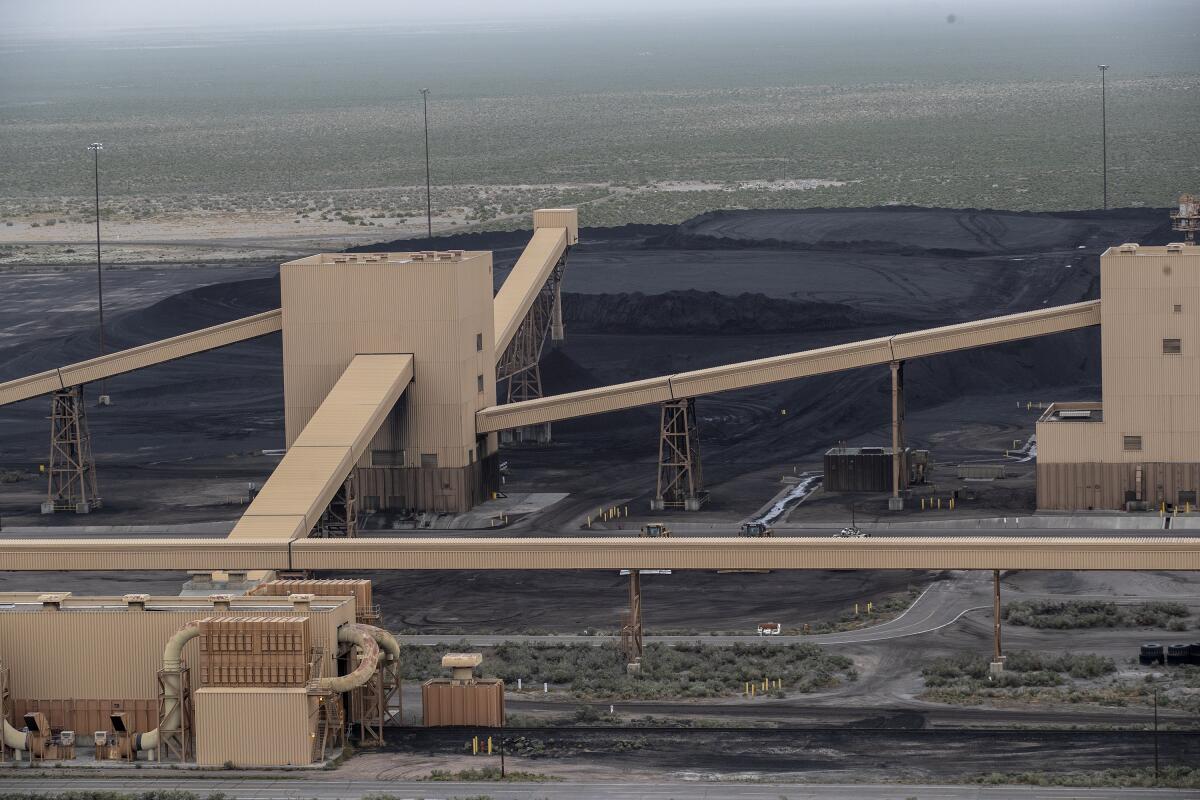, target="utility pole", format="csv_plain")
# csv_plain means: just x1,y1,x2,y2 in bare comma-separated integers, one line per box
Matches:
1098,65,1109,210
1153,688,1159,782
420,88,432,238
88,142,110,405
993,569,1003,663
